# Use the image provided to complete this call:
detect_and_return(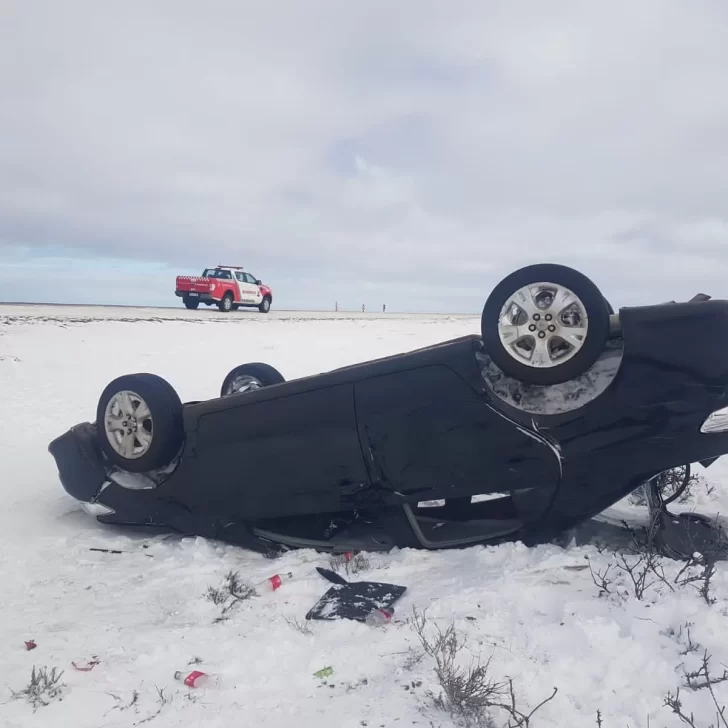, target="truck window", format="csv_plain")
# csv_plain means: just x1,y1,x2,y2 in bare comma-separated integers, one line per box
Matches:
202,268,232,279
